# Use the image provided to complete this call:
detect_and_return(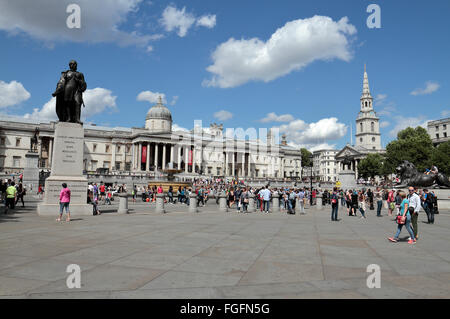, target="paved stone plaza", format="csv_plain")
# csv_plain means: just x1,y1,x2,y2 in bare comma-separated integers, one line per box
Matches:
1,198,449,299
